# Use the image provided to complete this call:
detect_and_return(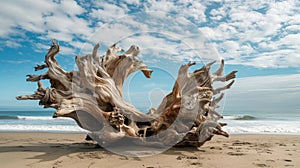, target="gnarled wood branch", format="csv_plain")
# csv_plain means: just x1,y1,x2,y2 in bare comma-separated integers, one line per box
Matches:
17,40,237,148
